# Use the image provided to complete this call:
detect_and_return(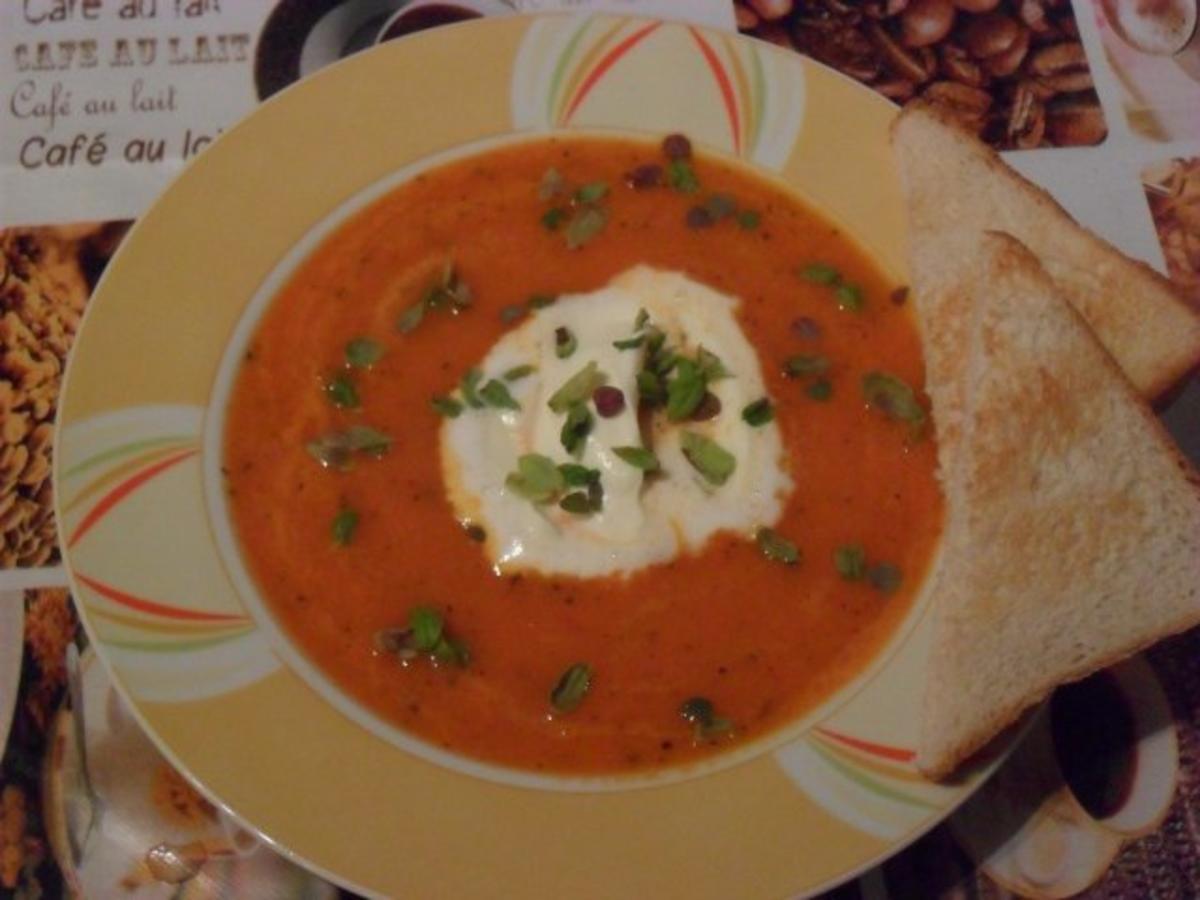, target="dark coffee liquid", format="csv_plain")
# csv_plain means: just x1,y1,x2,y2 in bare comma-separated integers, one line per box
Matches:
1050,671,1138,819
379,4,481,41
